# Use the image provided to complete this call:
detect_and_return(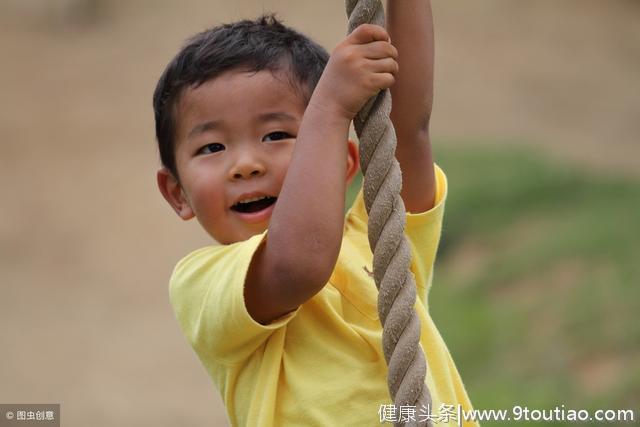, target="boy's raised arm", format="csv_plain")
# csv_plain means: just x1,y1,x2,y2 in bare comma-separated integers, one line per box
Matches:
387,0,436,213
245,24,399,324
